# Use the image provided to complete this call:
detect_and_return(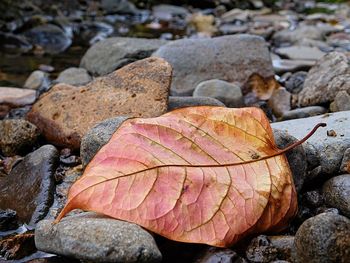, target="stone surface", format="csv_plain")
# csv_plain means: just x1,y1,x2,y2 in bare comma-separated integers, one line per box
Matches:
323,174,350,217
0,119,40,156
0,145,58,224
196,247,247,263
24,24,72,55
35,212,162,263
24,70,50,91
340,148,350,173
152,4,189,21
0,209,18,231
168,96,225,111
273,129,307,192
285,71,307,94
268,88,291,118
273,25,324,45
298,52,350,107
275,46,325,61
0,87,36,106
280,106,327,121
56,67,92,86
80,37,167,76
193,79,244,107
330,90,350,112
272,111,350,176
27,58,171,149
272,59,315,74
81,116,128,166
294,212,350,263
153,34,274,96
101,0,138,14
